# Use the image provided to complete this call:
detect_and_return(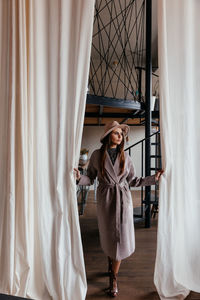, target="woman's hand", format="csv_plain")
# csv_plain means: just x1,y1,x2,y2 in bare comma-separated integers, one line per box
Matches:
74,168,81,181
155,169,164,182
